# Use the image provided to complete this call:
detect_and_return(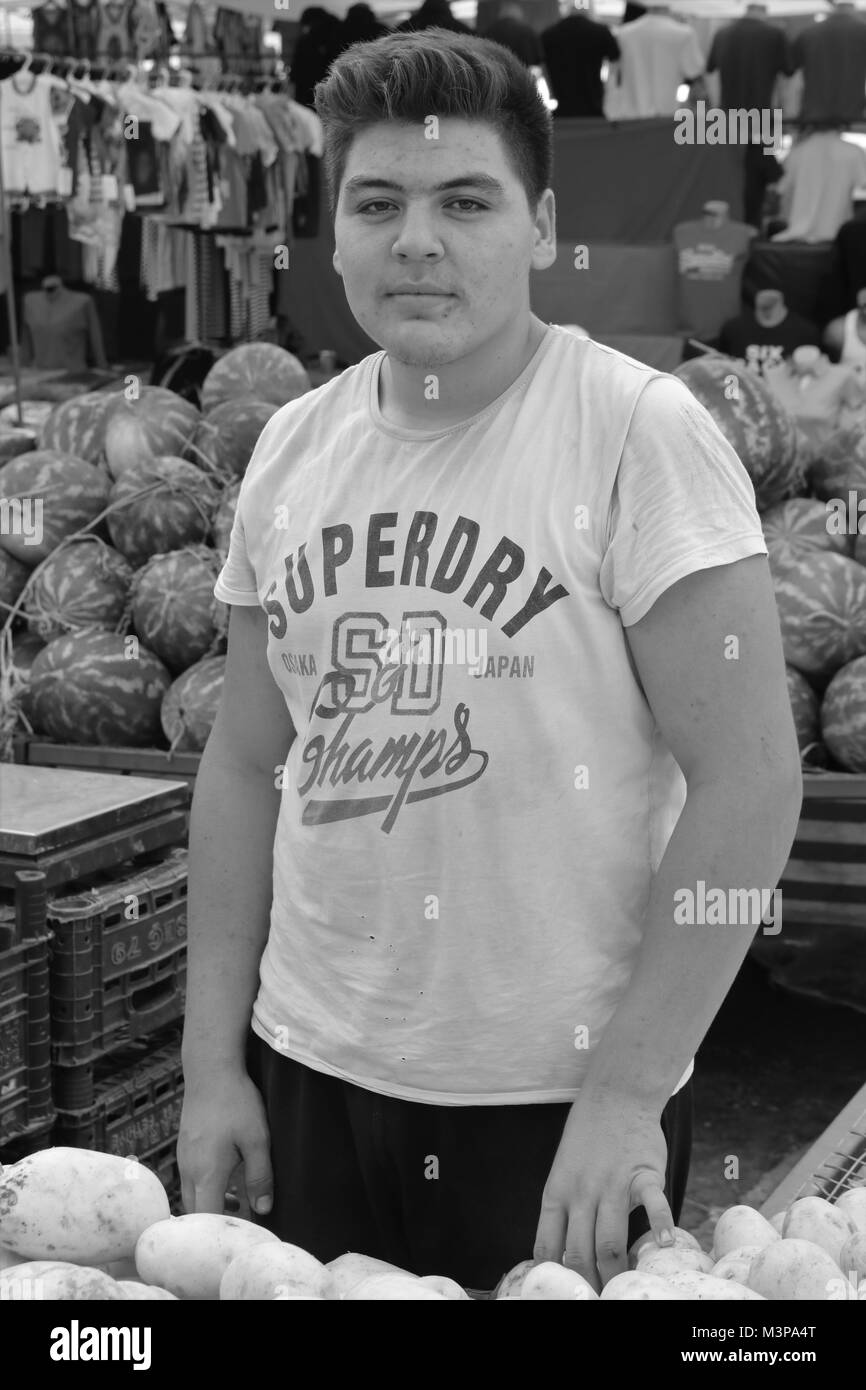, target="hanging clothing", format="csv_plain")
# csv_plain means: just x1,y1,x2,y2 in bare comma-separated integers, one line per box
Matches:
97,0,135,62
706,15,794,114
540,11,620,119
793,10,866,128
32,2,72,58
131,0,164,61
0,71,64,196
606,12,704,120
68,0,101,61
21,286,107,370
773,133,866,244
674,215,756,340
